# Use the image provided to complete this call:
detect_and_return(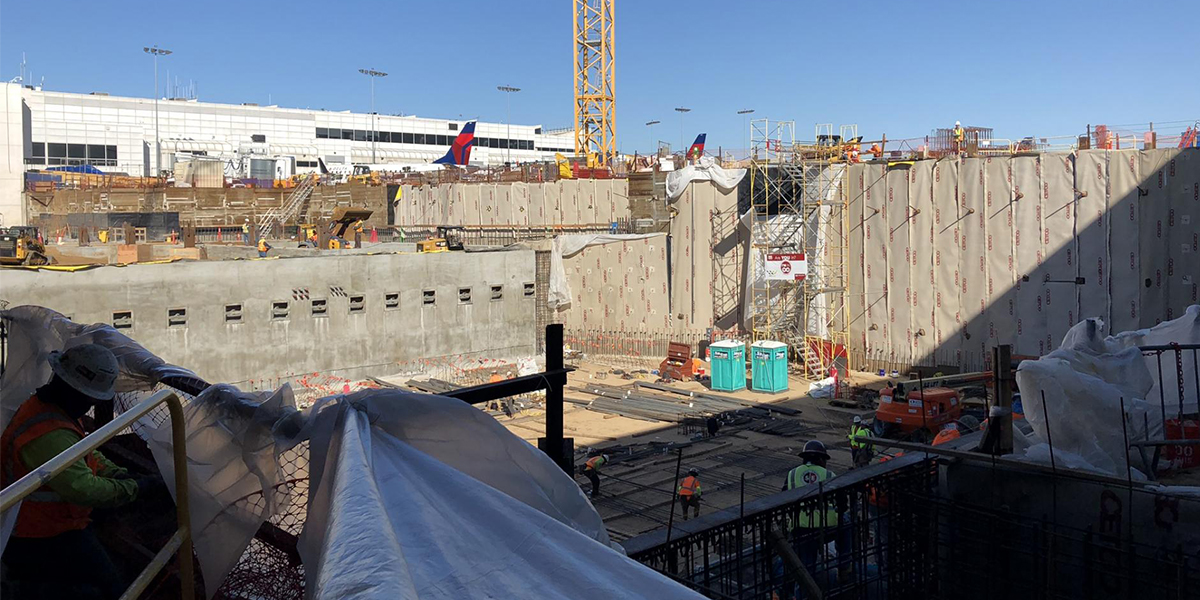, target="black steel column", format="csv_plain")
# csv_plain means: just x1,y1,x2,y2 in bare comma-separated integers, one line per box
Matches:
538,324,573,473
